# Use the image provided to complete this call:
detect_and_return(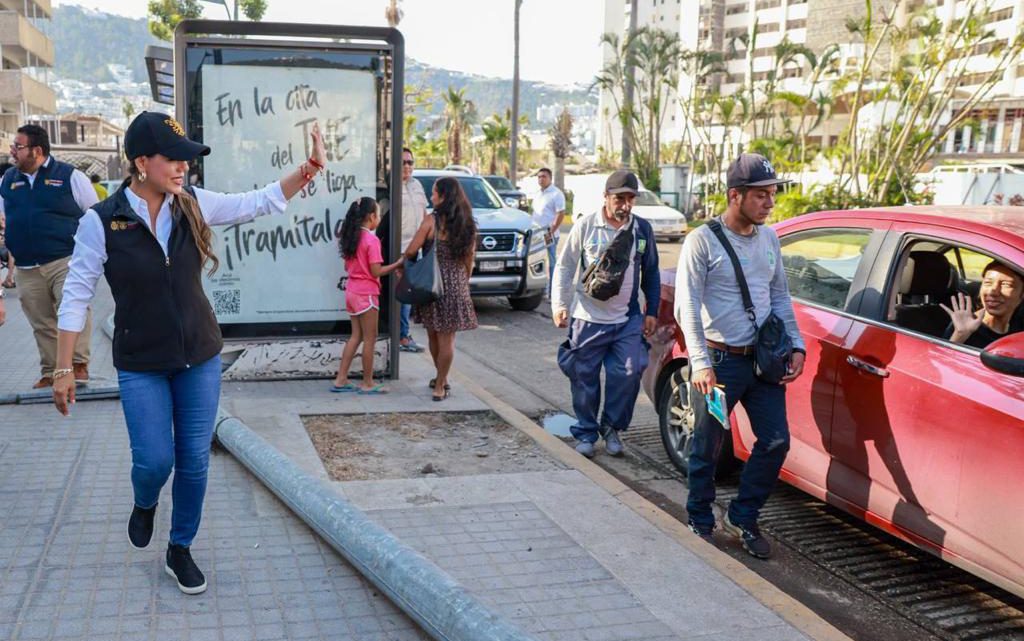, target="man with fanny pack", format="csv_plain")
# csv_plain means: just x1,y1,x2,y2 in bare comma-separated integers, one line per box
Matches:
675,153,805,558
552,170,660,459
